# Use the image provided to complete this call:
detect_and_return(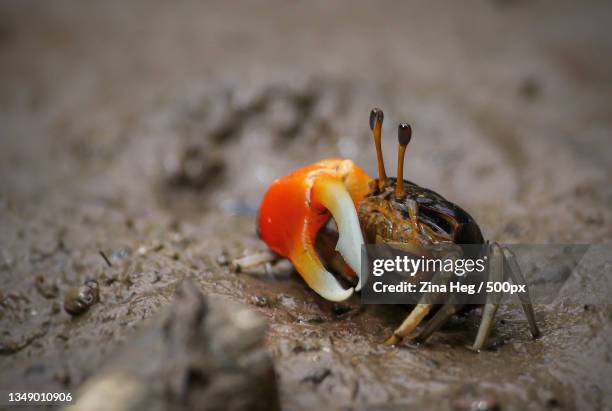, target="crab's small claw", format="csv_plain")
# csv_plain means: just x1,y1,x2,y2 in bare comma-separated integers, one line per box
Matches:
258,159,372,301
